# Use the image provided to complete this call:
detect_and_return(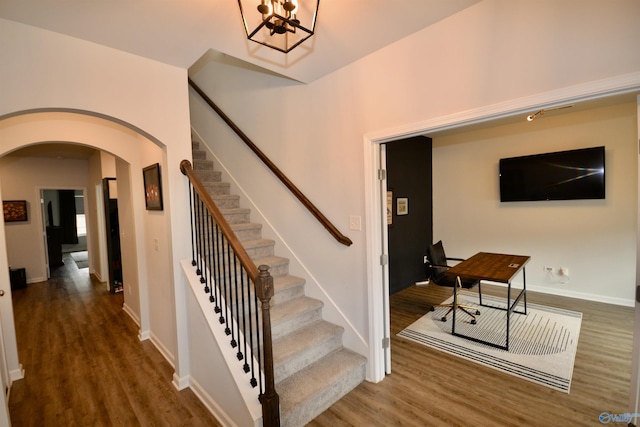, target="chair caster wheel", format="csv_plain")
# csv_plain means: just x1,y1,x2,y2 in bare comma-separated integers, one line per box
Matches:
471,319,477,325
441,317,447,322
430,307,435,312
475,310,480,315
